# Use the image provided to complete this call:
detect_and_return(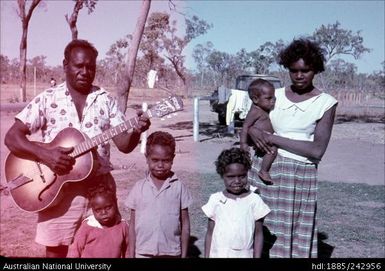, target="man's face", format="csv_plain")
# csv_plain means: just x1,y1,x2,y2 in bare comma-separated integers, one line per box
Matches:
64,47,96,94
